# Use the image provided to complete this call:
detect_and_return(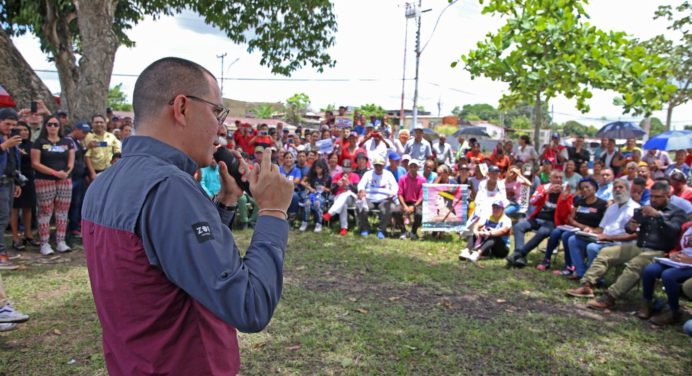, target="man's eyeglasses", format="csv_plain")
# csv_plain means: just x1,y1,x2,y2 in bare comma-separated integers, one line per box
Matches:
170,95,230,126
